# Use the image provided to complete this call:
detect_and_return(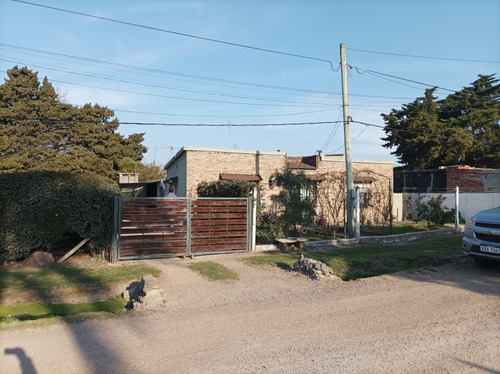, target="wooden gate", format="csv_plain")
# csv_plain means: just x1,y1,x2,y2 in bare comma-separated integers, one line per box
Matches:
112,197,252,261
